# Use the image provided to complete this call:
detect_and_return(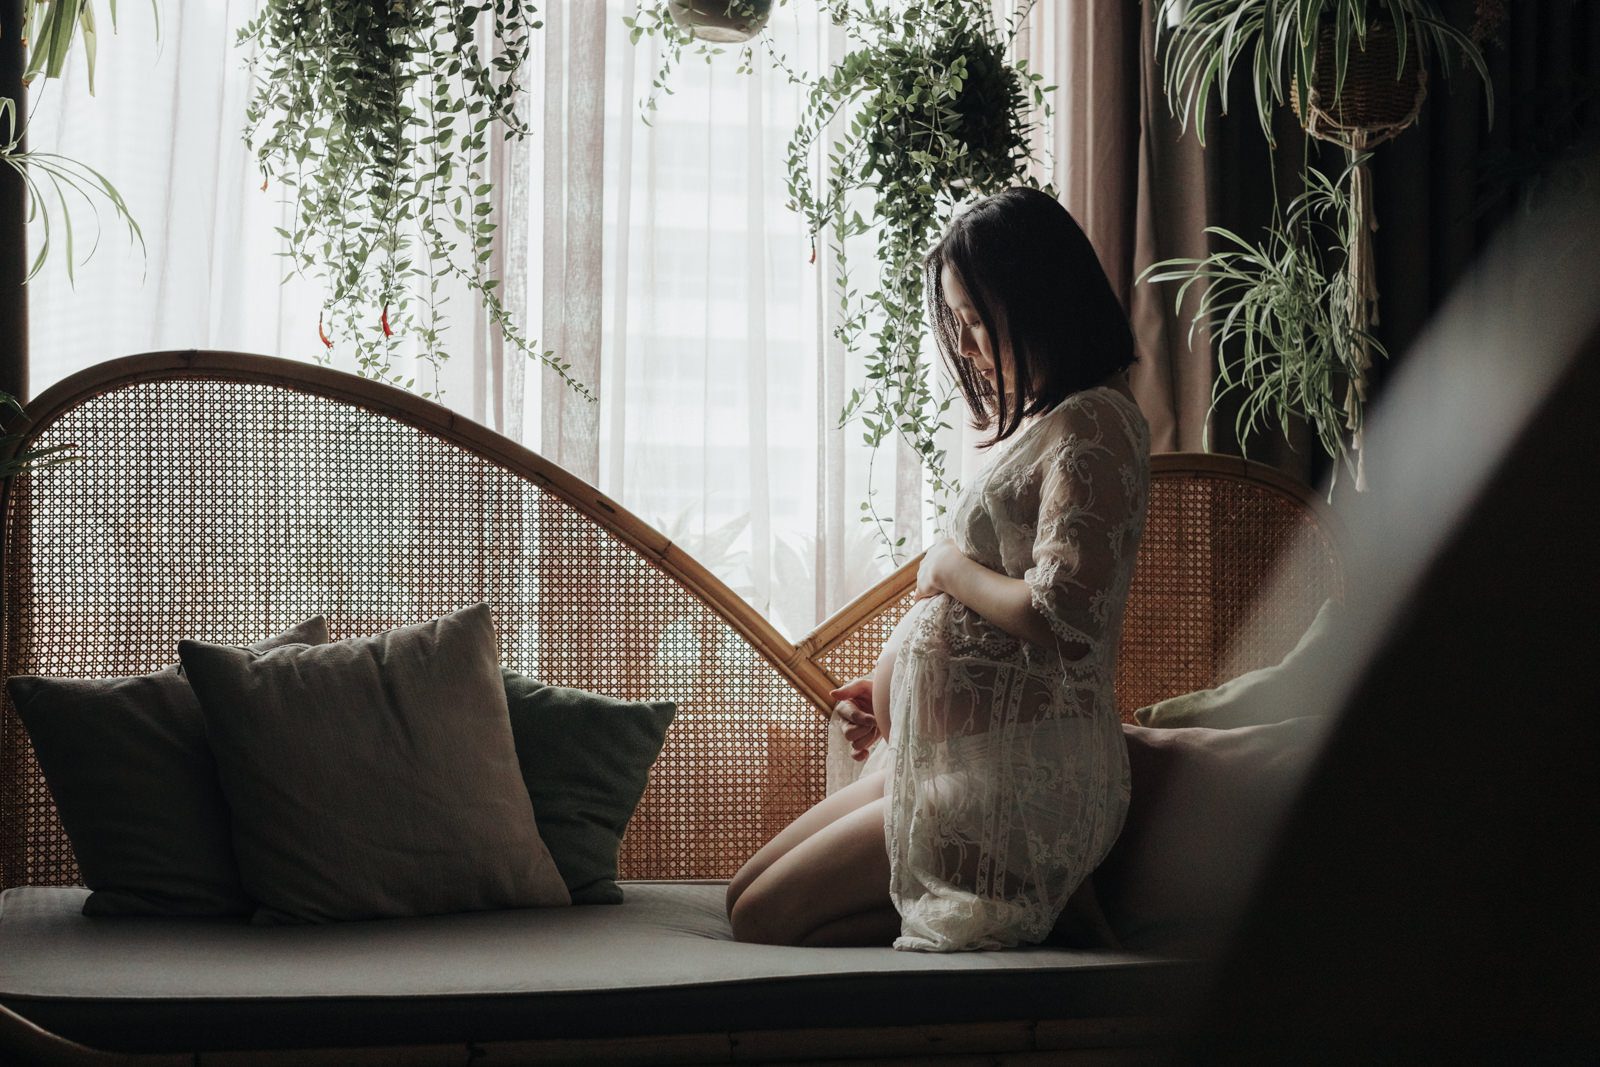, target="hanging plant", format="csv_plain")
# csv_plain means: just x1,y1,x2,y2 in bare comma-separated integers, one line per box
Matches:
1143,163,1381,487
621,0,1049,551
1147,0,1494,490
623,1,798,121
786,0,1050,550
239,1,589,401
1154,0,1491,146
3,0,145,283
